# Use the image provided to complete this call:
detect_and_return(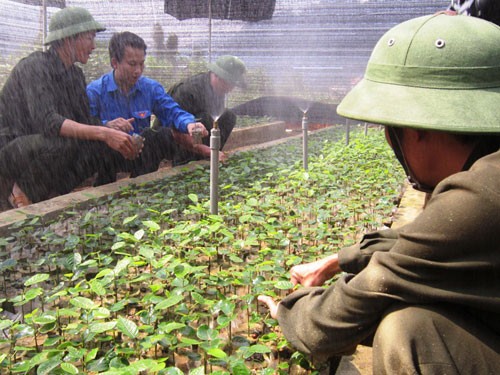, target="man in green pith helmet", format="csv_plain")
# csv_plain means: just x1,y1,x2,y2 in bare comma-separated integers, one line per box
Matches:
154,55,247,166
259,13,500,374
0,7,138,208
